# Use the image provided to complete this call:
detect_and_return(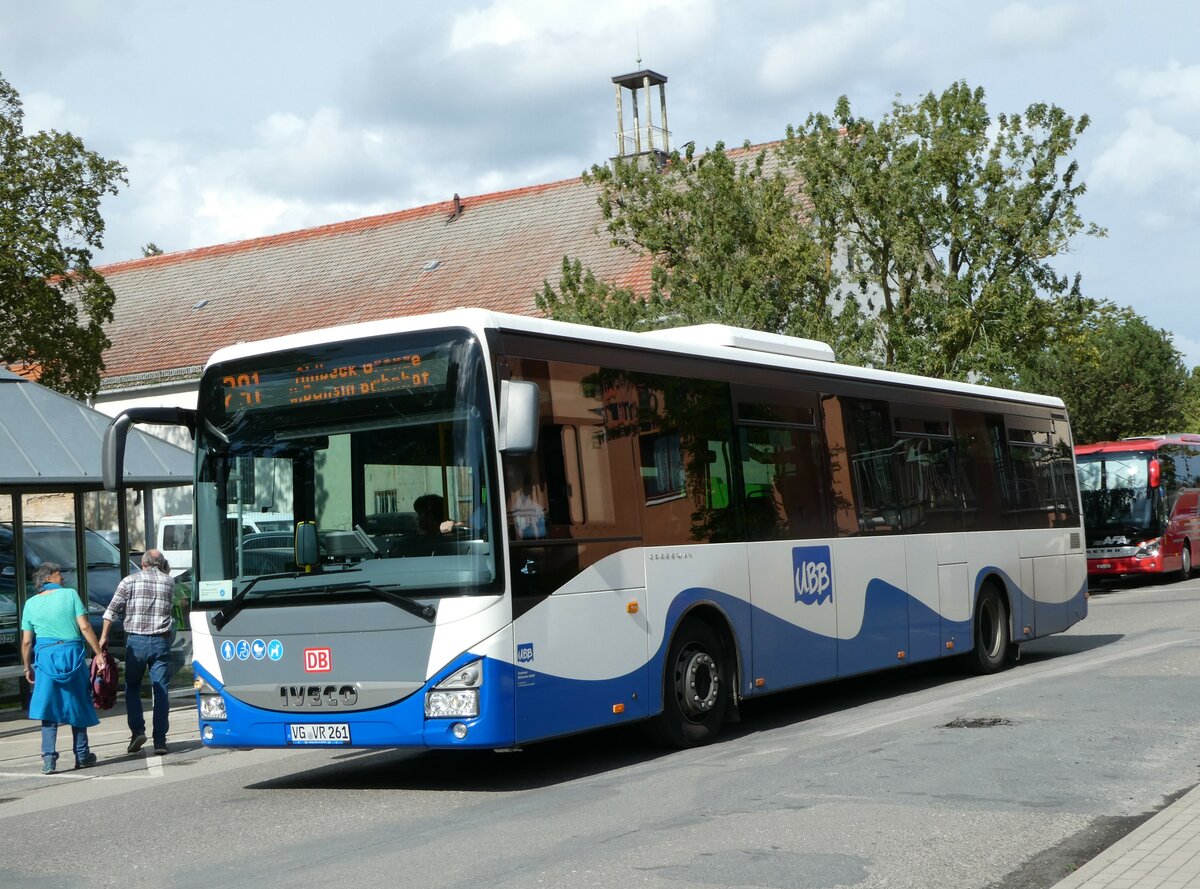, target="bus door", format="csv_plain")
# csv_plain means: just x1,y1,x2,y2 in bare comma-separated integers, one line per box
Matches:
833,398,907,674
891,405,968,662
505,360,651,743
735,387,839,690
